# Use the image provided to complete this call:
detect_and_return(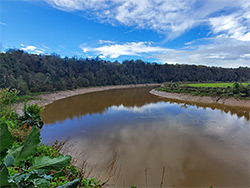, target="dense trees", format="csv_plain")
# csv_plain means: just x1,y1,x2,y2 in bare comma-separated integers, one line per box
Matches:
1,49,250,95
